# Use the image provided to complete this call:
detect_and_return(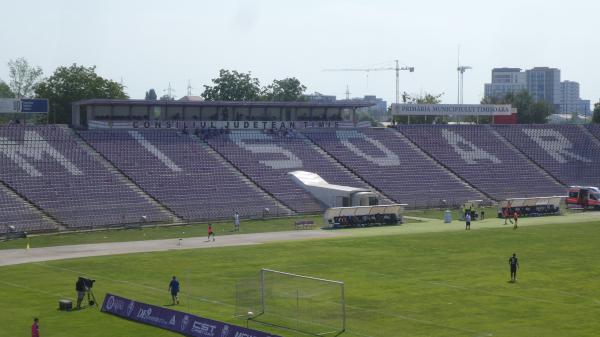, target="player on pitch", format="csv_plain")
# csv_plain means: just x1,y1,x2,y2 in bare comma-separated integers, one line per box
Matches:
169,276,180,305
509,253,519,282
